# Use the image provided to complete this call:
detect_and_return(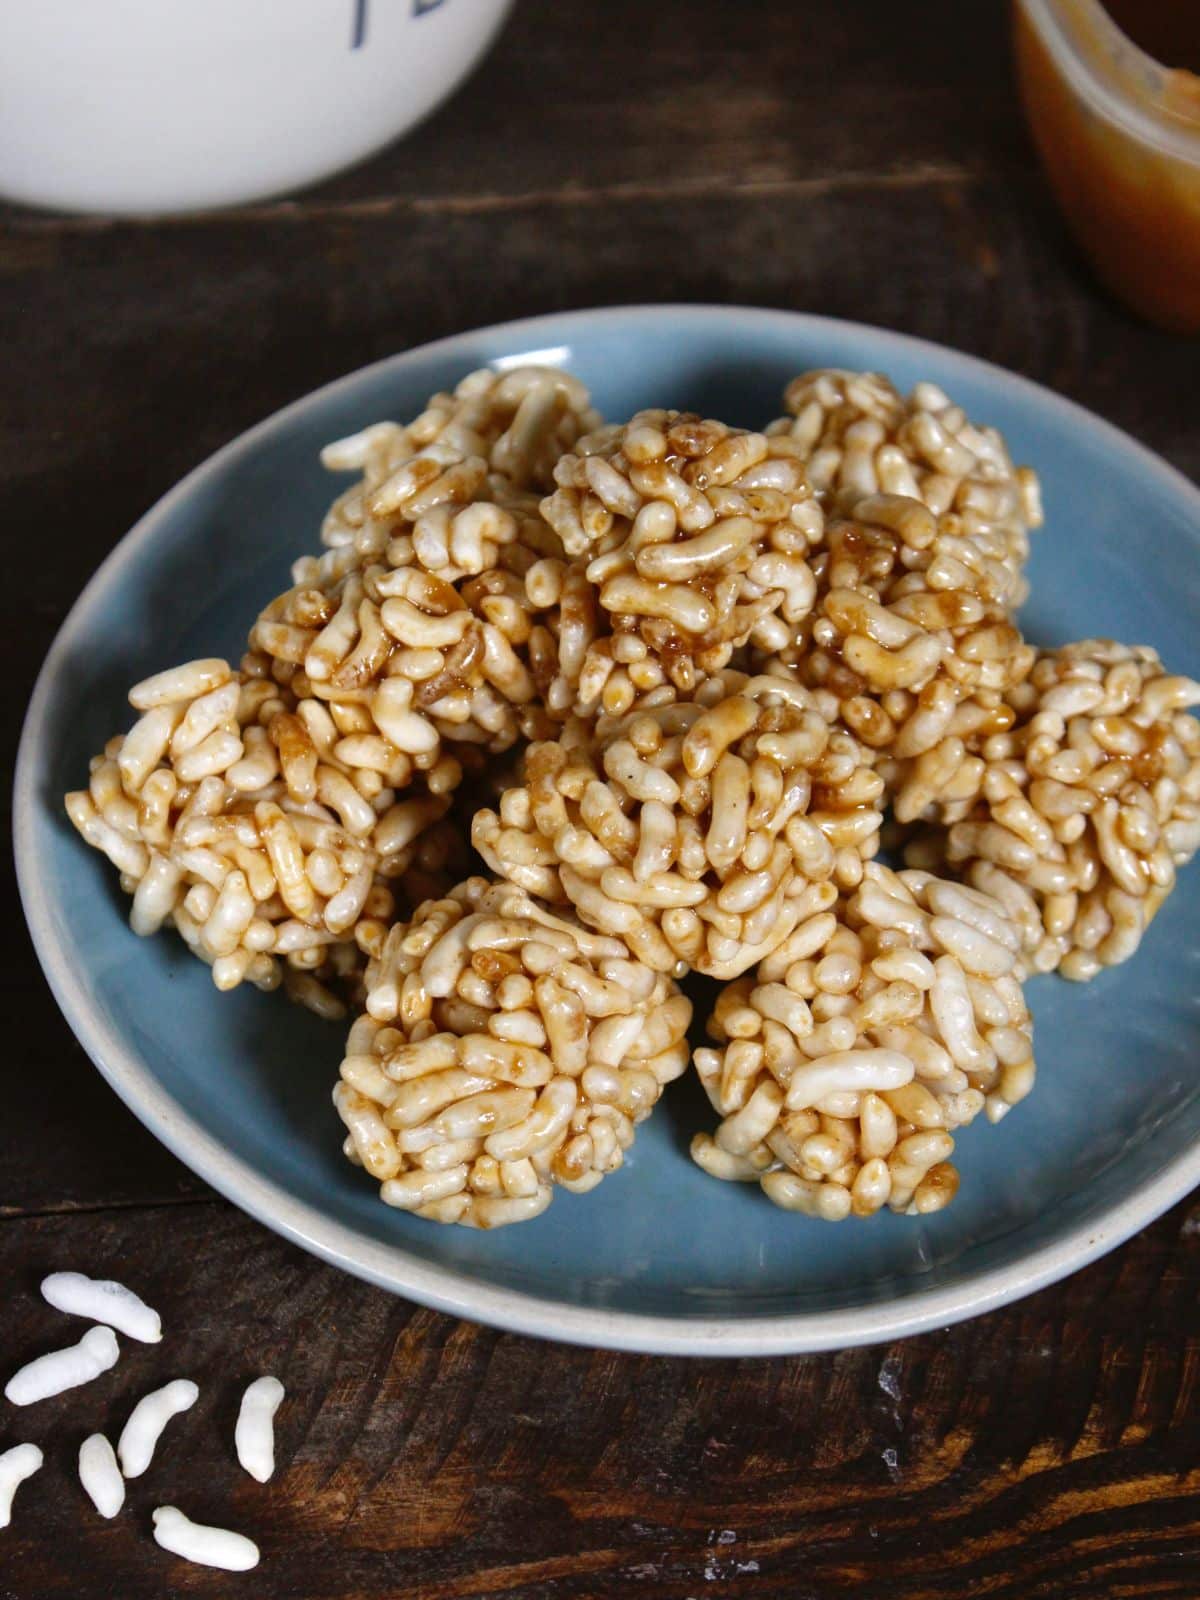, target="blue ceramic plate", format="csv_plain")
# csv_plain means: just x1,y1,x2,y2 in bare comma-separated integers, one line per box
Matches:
16,307,1200,1354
